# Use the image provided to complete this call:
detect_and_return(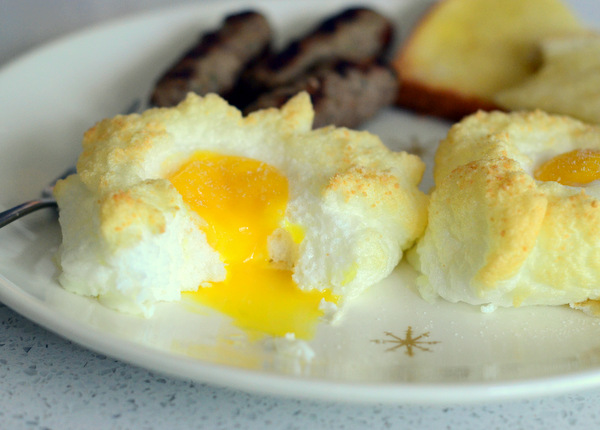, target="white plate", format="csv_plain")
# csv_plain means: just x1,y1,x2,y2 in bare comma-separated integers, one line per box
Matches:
2,0,600,405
